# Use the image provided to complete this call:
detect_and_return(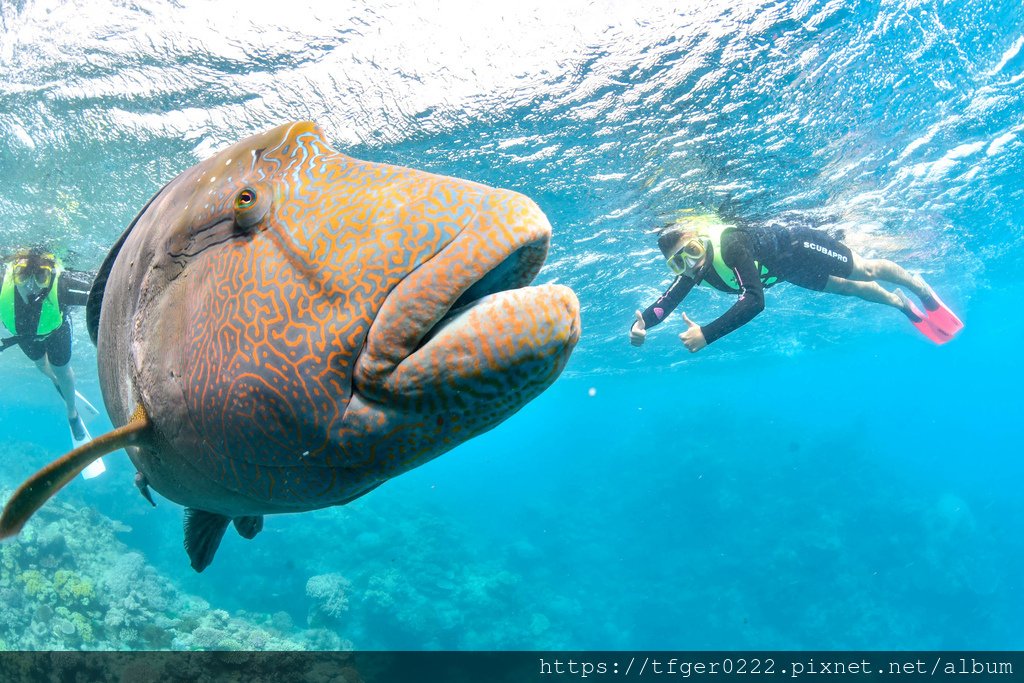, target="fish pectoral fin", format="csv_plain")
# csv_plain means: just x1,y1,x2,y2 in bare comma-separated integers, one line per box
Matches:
232,515,264,540
184,508,231,572
0,404,152,541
